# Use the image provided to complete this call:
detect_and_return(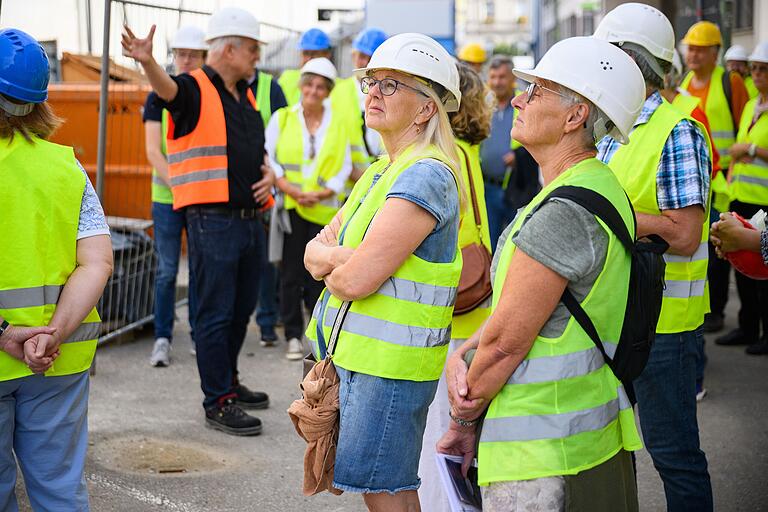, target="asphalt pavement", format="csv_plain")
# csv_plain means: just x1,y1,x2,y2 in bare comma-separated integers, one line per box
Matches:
14,286,768,511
